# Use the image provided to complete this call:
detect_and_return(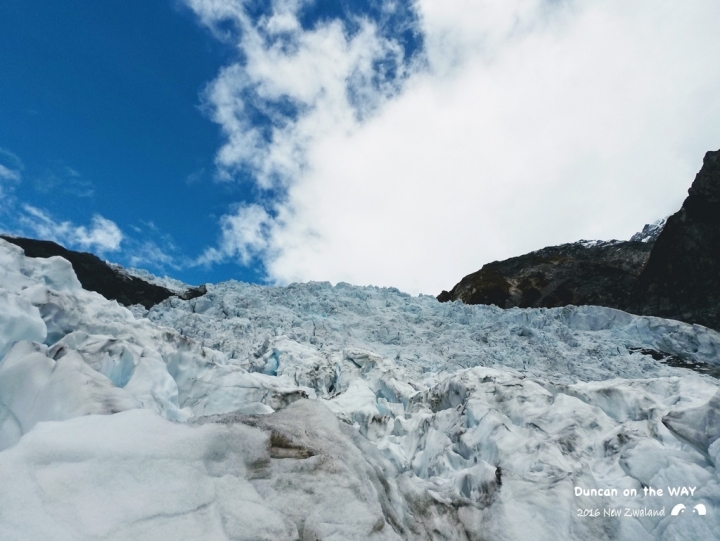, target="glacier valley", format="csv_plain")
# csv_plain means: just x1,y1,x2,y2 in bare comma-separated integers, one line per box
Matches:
1,237,720,540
